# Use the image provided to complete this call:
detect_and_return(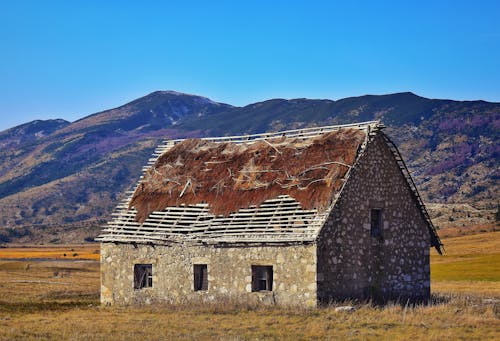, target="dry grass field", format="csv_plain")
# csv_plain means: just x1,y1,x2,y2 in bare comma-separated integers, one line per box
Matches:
0,231,498,340
431,230,500,296
0,244,100,261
